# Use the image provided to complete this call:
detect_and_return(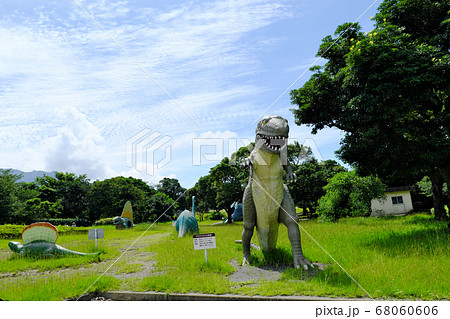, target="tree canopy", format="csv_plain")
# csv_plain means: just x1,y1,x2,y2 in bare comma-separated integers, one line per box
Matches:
156,177,187,211
291,0,450,220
